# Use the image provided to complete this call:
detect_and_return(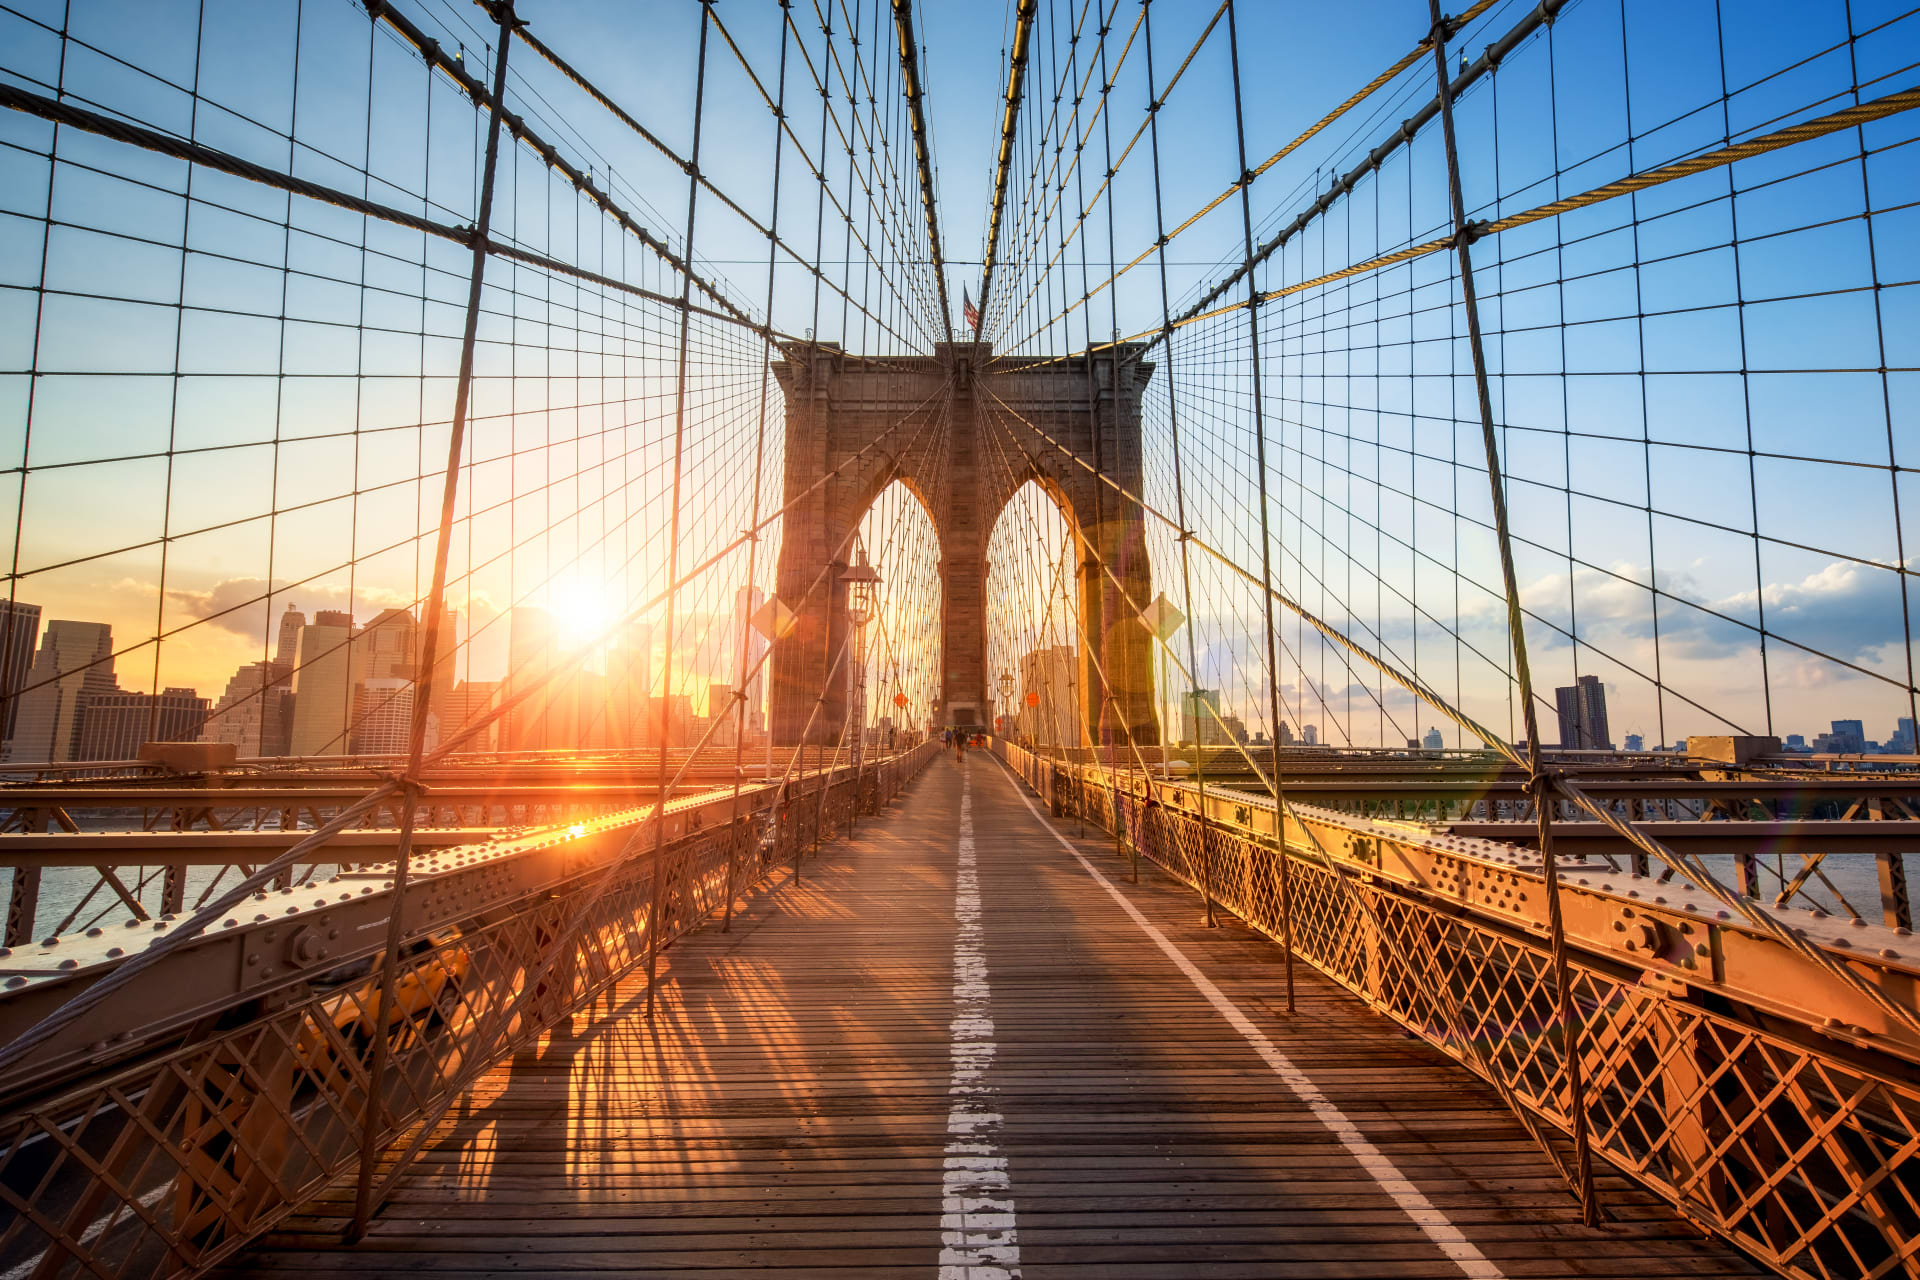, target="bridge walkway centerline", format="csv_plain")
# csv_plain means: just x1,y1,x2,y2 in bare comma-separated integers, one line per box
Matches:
216,754,1762,1277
